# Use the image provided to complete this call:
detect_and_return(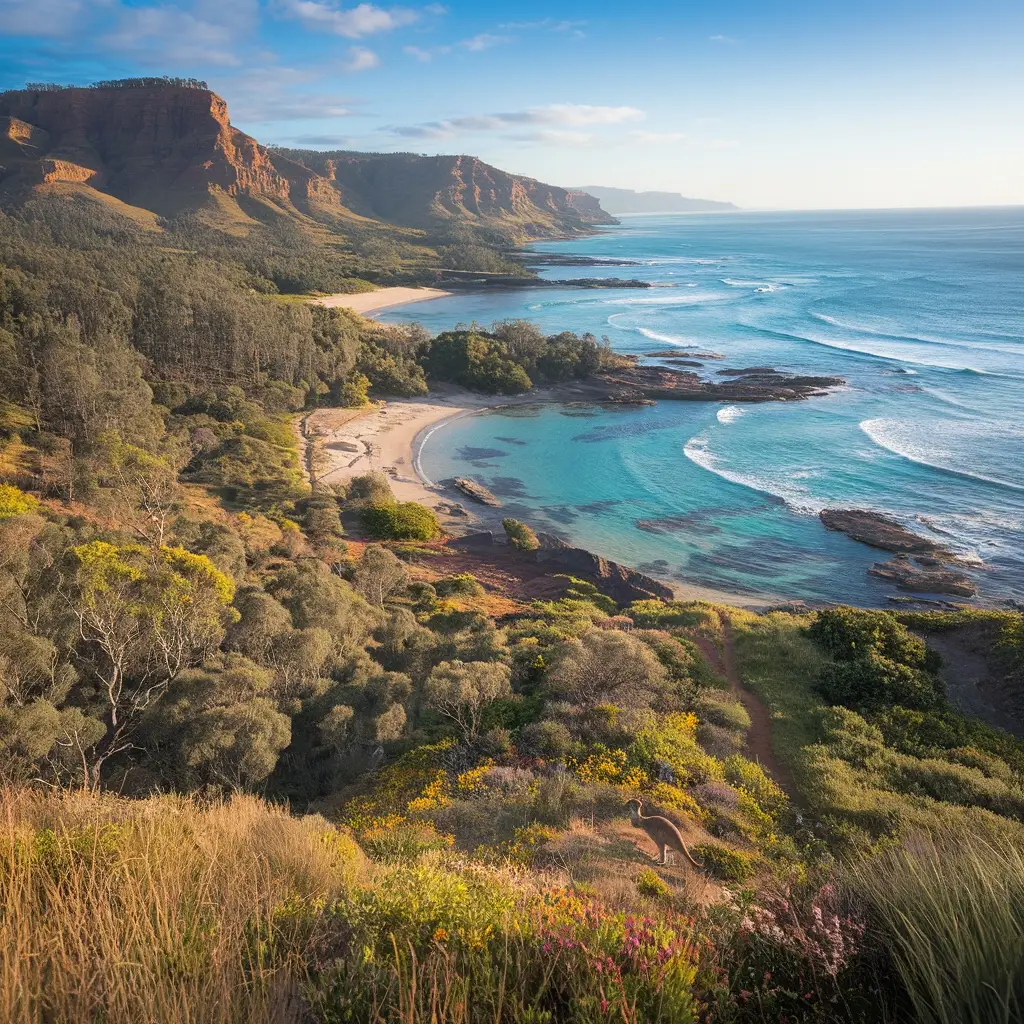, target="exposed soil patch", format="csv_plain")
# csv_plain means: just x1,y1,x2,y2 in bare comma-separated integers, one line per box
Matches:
926,629,1024,738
